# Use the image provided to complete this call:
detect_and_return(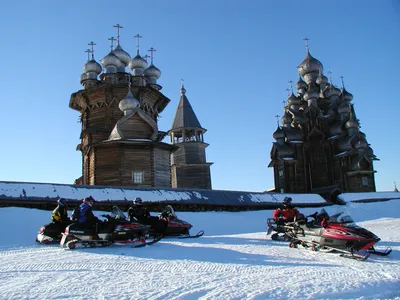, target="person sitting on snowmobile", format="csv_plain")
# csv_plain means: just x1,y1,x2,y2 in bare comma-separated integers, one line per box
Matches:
128,197,151,223
272,197,299,224
78,196,101,230
52,198,69,224
316,209,329,227
159,205,177,221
